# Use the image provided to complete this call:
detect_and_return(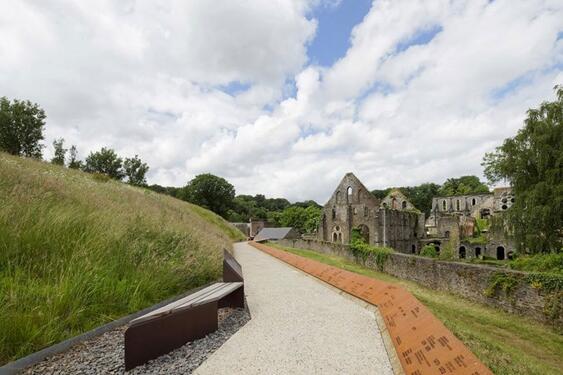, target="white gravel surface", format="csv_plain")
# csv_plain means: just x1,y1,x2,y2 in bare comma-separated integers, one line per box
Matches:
194,242,394,375
21,307,250,374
